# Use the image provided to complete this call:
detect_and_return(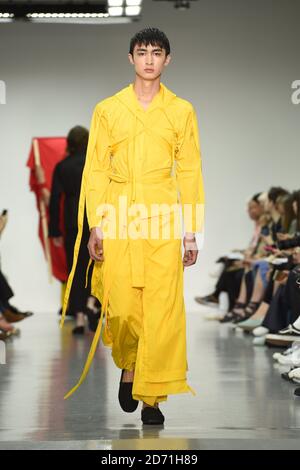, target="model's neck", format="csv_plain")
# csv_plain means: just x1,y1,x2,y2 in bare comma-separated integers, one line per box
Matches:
132,76,161,101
